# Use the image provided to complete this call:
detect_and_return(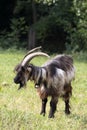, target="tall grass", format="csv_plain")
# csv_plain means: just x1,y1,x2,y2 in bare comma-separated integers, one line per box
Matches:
0,50,87,130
